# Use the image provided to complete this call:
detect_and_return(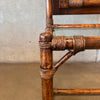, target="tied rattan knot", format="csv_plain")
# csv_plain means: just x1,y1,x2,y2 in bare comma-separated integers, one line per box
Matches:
70,36,85,55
